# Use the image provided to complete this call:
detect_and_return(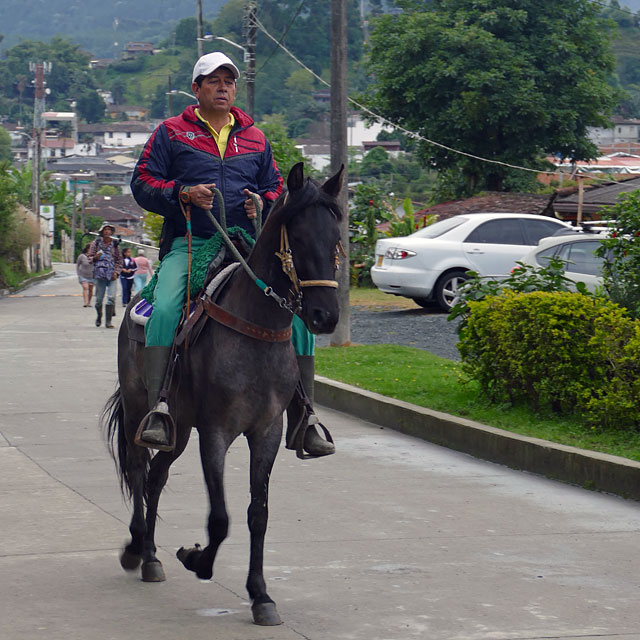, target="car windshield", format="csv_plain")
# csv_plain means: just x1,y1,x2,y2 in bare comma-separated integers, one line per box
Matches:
411,216,468,239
